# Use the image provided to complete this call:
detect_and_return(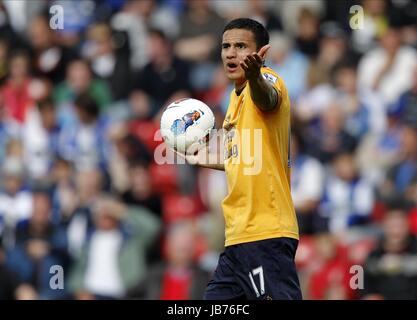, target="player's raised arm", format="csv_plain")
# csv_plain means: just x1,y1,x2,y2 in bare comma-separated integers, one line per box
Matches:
241,45,280,112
